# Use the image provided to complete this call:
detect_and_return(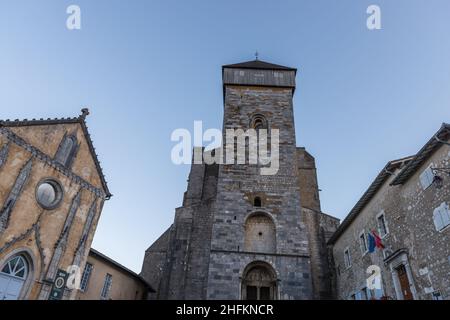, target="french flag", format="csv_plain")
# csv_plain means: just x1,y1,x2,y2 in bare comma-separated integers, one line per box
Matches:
372,230,385,249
